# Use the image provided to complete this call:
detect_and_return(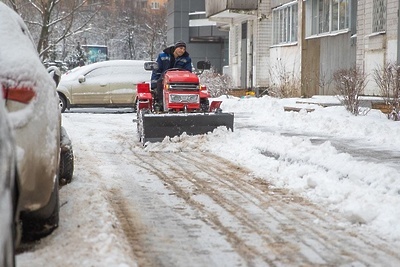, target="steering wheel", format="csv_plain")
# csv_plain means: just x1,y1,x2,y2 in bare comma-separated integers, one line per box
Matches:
166,68,187,72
